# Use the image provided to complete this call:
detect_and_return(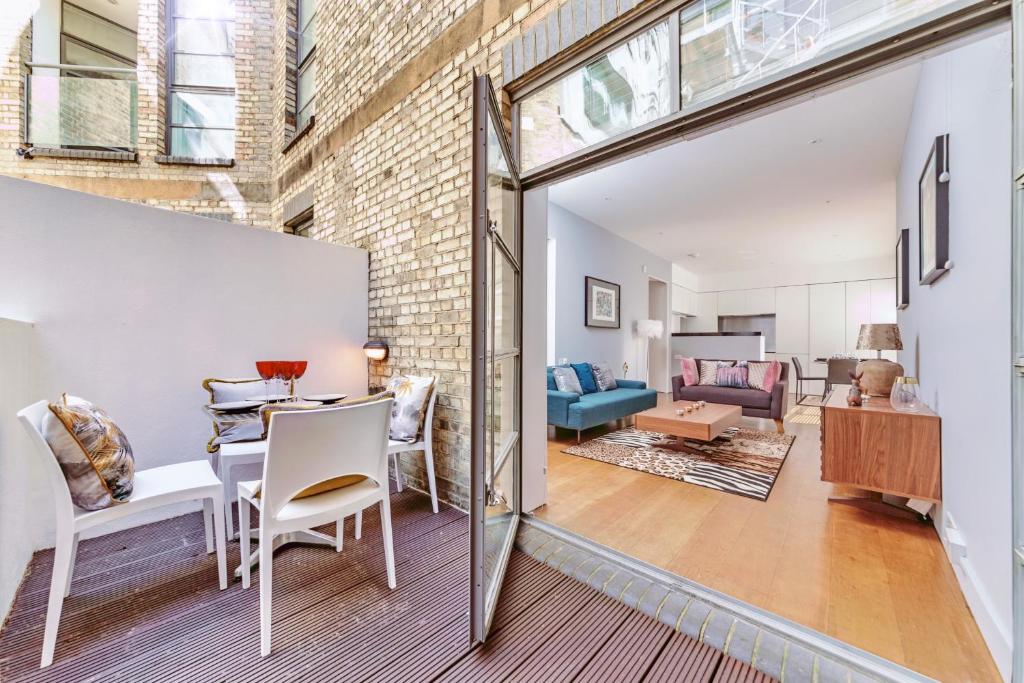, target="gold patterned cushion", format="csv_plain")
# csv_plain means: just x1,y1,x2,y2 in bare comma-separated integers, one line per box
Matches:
253,392,394,500
385,375,435,442
42,395,135,511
